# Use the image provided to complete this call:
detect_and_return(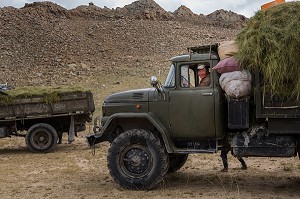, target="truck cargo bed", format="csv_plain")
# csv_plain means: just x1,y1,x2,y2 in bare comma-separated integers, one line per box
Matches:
0,91,94,120
253,72,300,118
